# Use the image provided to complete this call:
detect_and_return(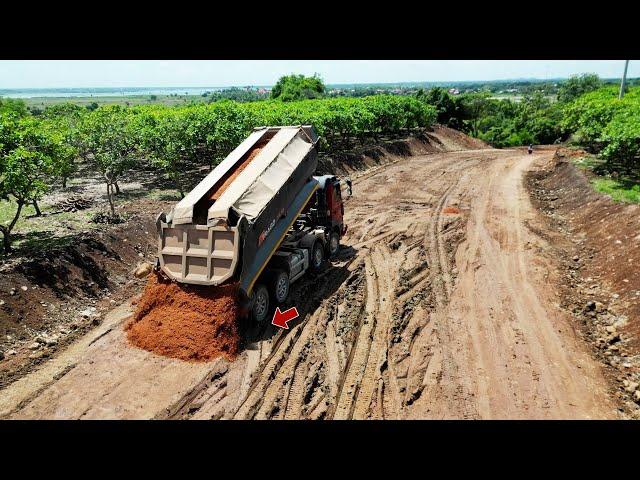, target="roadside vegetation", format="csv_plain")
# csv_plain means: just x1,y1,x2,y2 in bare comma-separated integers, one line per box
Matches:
416,74,639,204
